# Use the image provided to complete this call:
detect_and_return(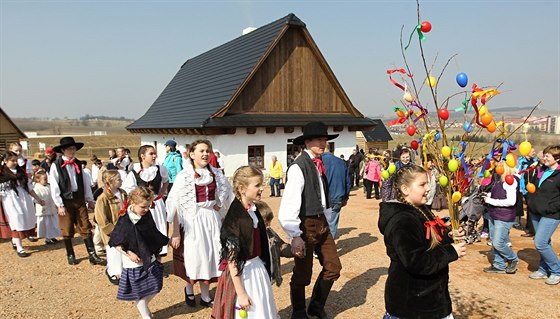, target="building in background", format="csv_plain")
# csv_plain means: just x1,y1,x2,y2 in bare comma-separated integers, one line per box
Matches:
0,106,27,152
